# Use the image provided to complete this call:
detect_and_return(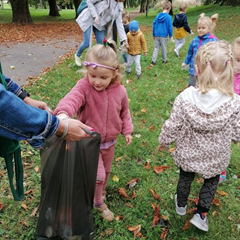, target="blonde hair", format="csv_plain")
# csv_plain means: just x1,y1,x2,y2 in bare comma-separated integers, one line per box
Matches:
162,1,172,10
195,41,234,97
232,36,240,52
179,3,187,12
198,13,218,35
84,39,124,84
122,10,130,24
